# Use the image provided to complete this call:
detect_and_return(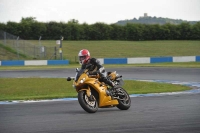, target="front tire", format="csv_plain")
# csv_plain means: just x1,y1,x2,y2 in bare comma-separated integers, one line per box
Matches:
78,90,98,113
116,87,131,110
